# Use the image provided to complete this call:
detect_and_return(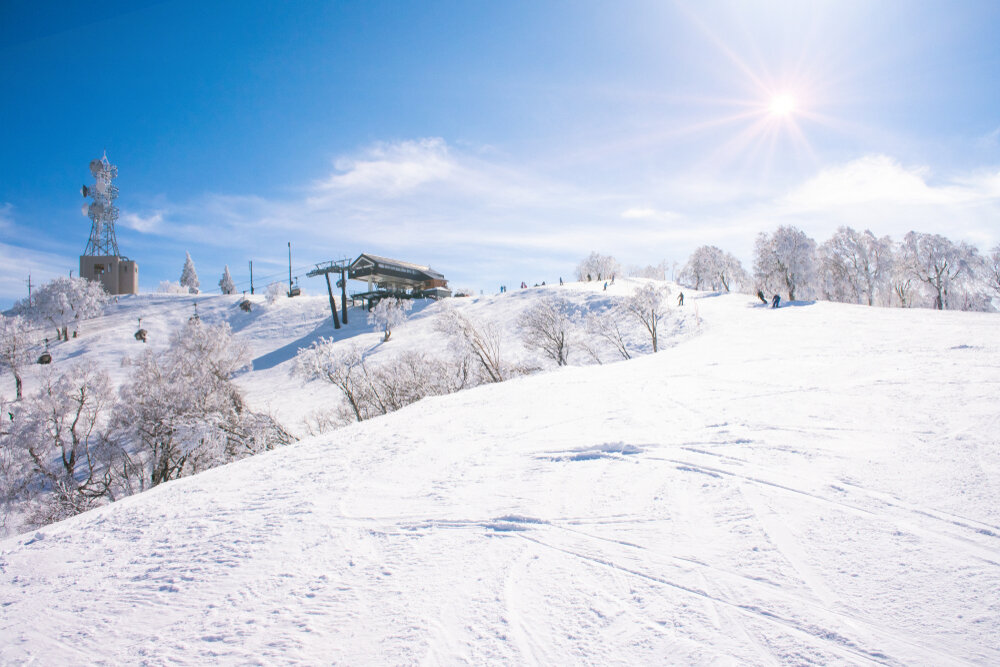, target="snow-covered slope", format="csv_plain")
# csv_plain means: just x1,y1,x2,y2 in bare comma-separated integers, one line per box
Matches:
2,288,999,664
